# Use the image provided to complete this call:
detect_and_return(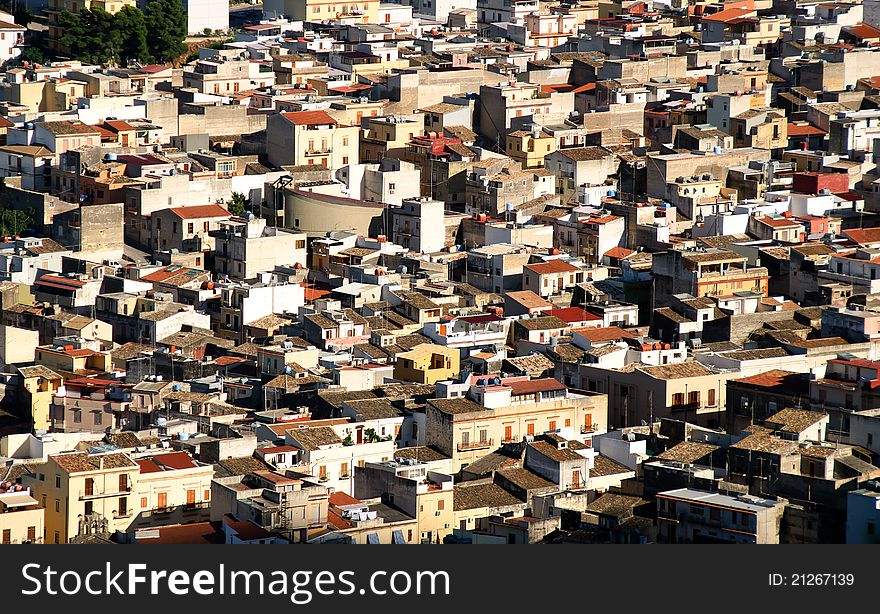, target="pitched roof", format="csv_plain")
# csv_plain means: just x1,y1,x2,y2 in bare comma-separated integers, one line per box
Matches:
525,259,580,275
282,110,338,126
